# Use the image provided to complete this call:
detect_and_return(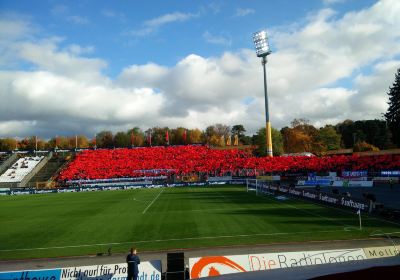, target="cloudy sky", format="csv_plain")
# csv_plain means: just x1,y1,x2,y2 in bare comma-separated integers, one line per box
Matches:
0,0,399,138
